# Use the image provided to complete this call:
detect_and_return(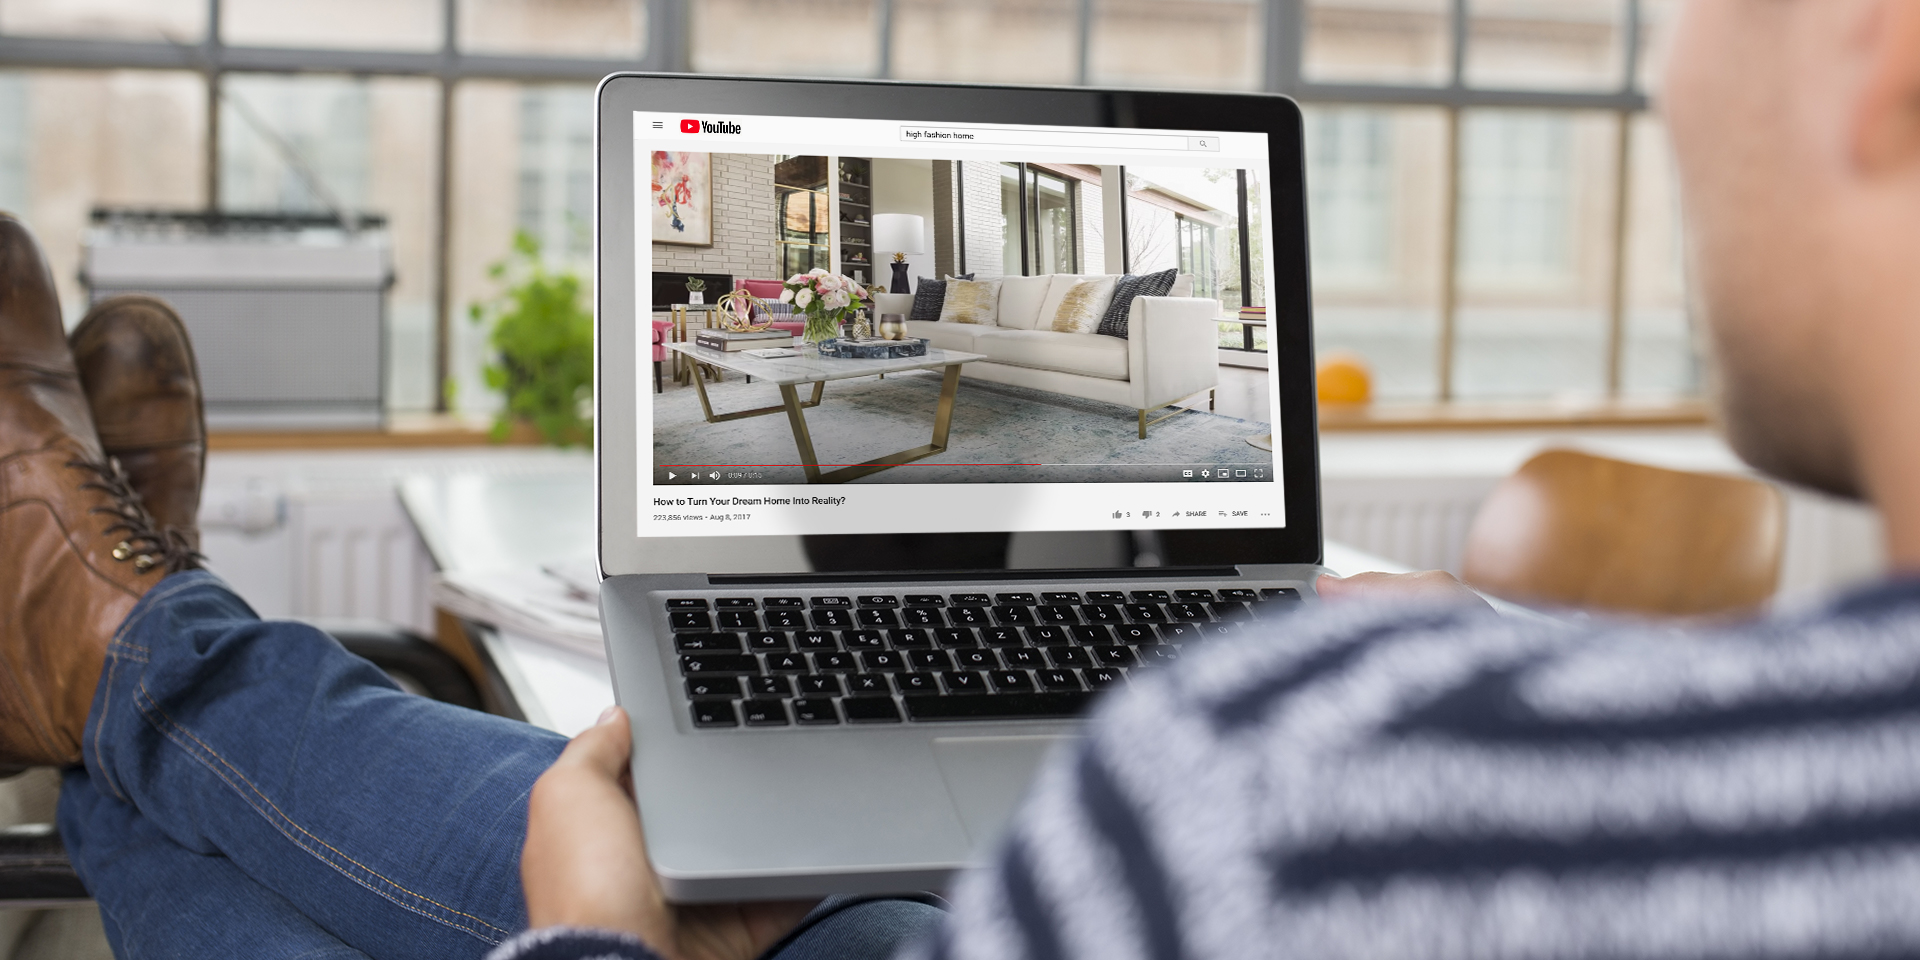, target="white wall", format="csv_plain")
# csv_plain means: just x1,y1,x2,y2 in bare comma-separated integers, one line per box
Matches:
870,157,936,294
